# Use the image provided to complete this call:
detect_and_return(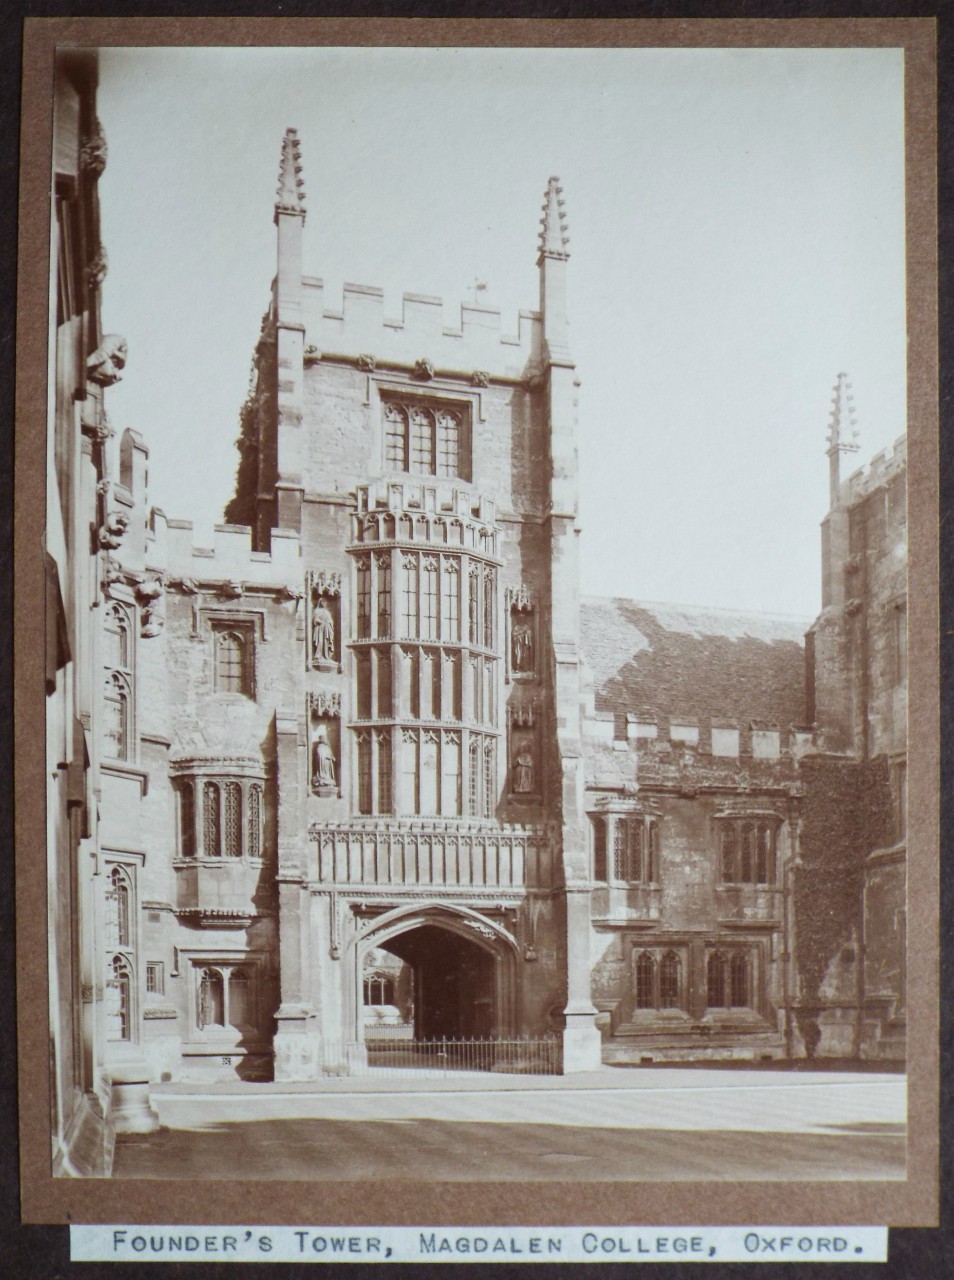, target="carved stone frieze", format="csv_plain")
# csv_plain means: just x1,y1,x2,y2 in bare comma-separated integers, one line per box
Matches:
356,354,376,373
135,577,166,638
413,358,435,381
308,690,341,719
310,570,342,598
471,370,490,388
85,245,109,290
219,580,244,599
507,584,533,612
